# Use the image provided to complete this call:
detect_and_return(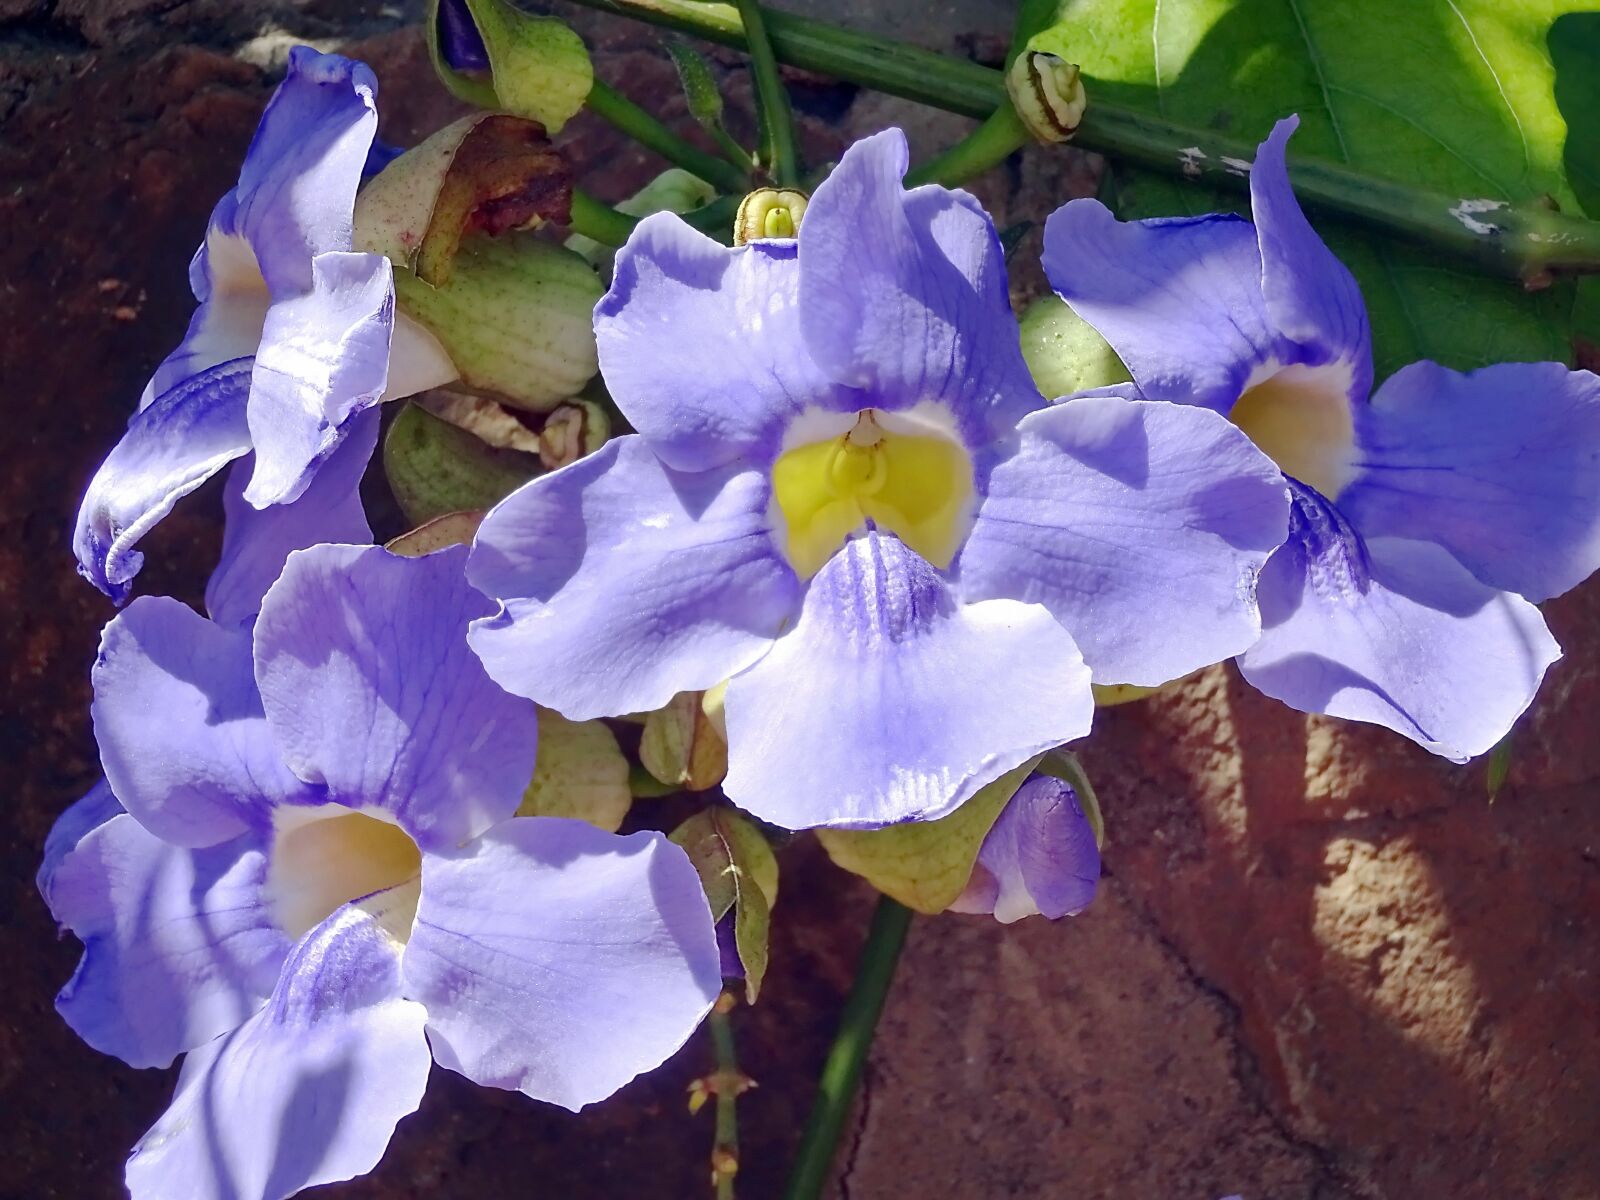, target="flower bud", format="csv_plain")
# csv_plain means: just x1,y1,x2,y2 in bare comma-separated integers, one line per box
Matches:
382,401,538,526
519,708,632,832
427,0,592,133
538,400,610,469
947,772,1100,923
1019,295,1131,399
734,187,809,245
641,691,728,792
1006,29,1087,144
